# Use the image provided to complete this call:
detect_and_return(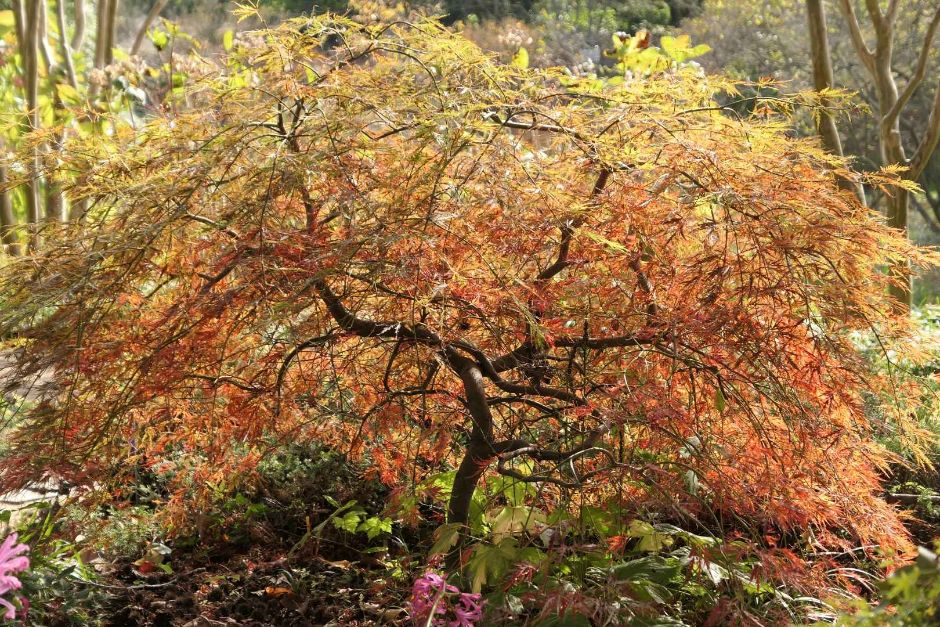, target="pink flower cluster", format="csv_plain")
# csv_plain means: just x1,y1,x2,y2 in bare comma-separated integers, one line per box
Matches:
409,571,483,627
0,533,29,620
